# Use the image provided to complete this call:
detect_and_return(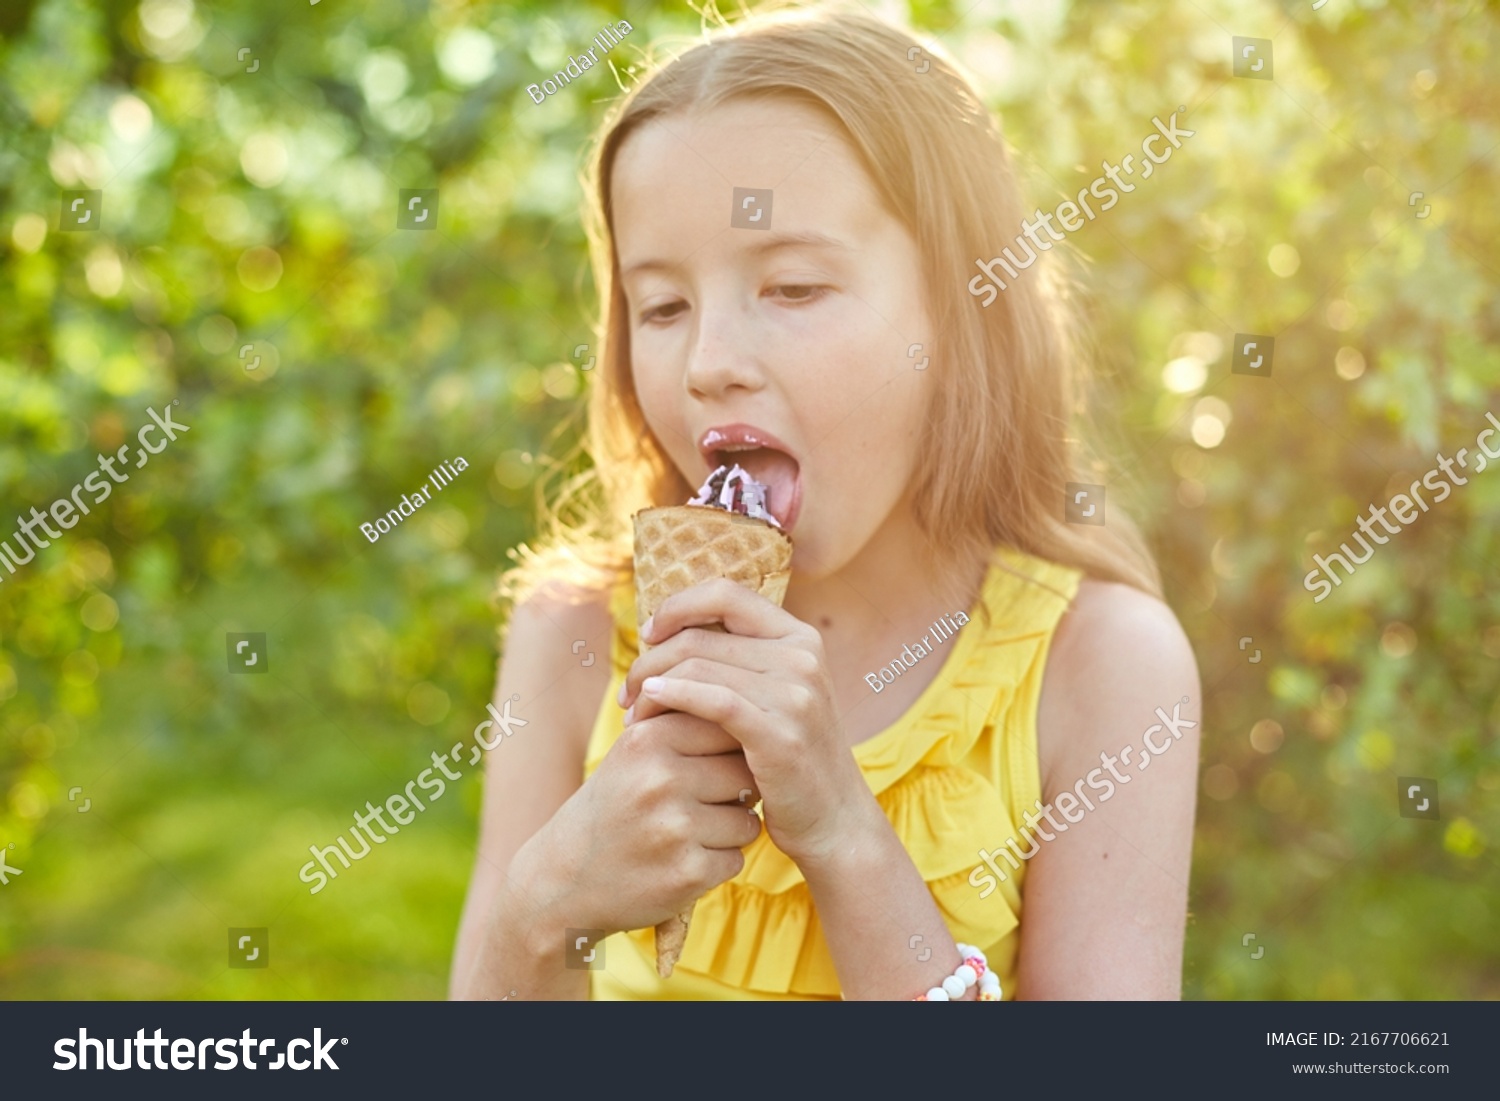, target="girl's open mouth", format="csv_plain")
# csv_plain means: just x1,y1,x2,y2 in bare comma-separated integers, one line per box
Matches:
699,425,803,532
